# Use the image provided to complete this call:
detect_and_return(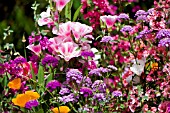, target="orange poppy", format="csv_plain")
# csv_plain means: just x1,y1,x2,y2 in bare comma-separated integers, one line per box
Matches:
8,78,21,90
52,106,70,113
